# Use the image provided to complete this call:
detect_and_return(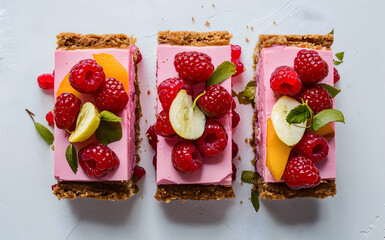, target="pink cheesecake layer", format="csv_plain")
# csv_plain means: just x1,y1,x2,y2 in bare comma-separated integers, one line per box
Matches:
54,48,137,182
156,45,232,185
255,46,336,183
